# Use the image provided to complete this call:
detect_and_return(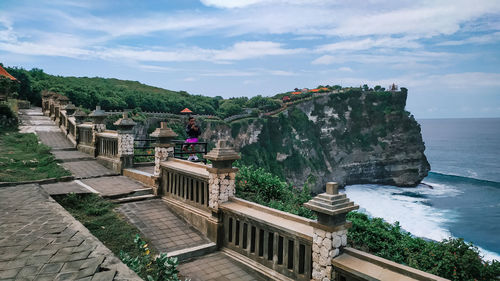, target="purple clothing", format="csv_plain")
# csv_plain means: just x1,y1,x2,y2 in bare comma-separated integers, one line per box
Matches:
185,138,198,143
